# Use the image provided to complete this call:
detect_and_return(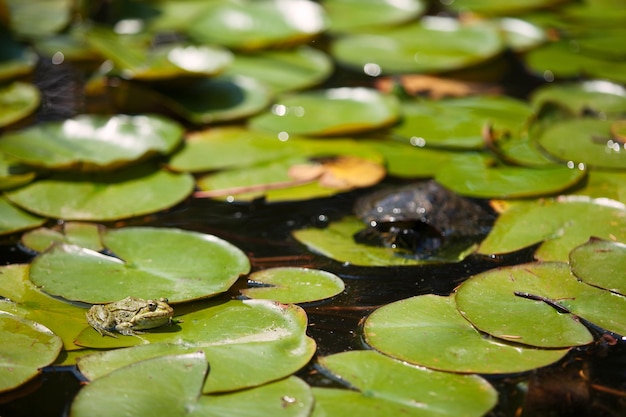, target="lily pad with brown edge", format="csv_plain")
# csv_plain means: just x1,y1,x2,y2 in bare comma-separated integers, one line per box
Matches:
322,0,426,34
530,80,626,117
224,46,333,94
392,95,533,150
76,299,316,394
434,153,586,198
312,350,497,417
0,114,184,171
186,0,327,51
242,267,344,304
570,238,626,296
153,75,272,125
21,222,104,254
0,264,88,350
248,87,400,137
0,81,40,127
477,196,626,261
330,16,504,75
29,226,250,304
0,311,63,393
0,196,46,236
4,163,194,221
537,118,626,169
363,294,570,374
